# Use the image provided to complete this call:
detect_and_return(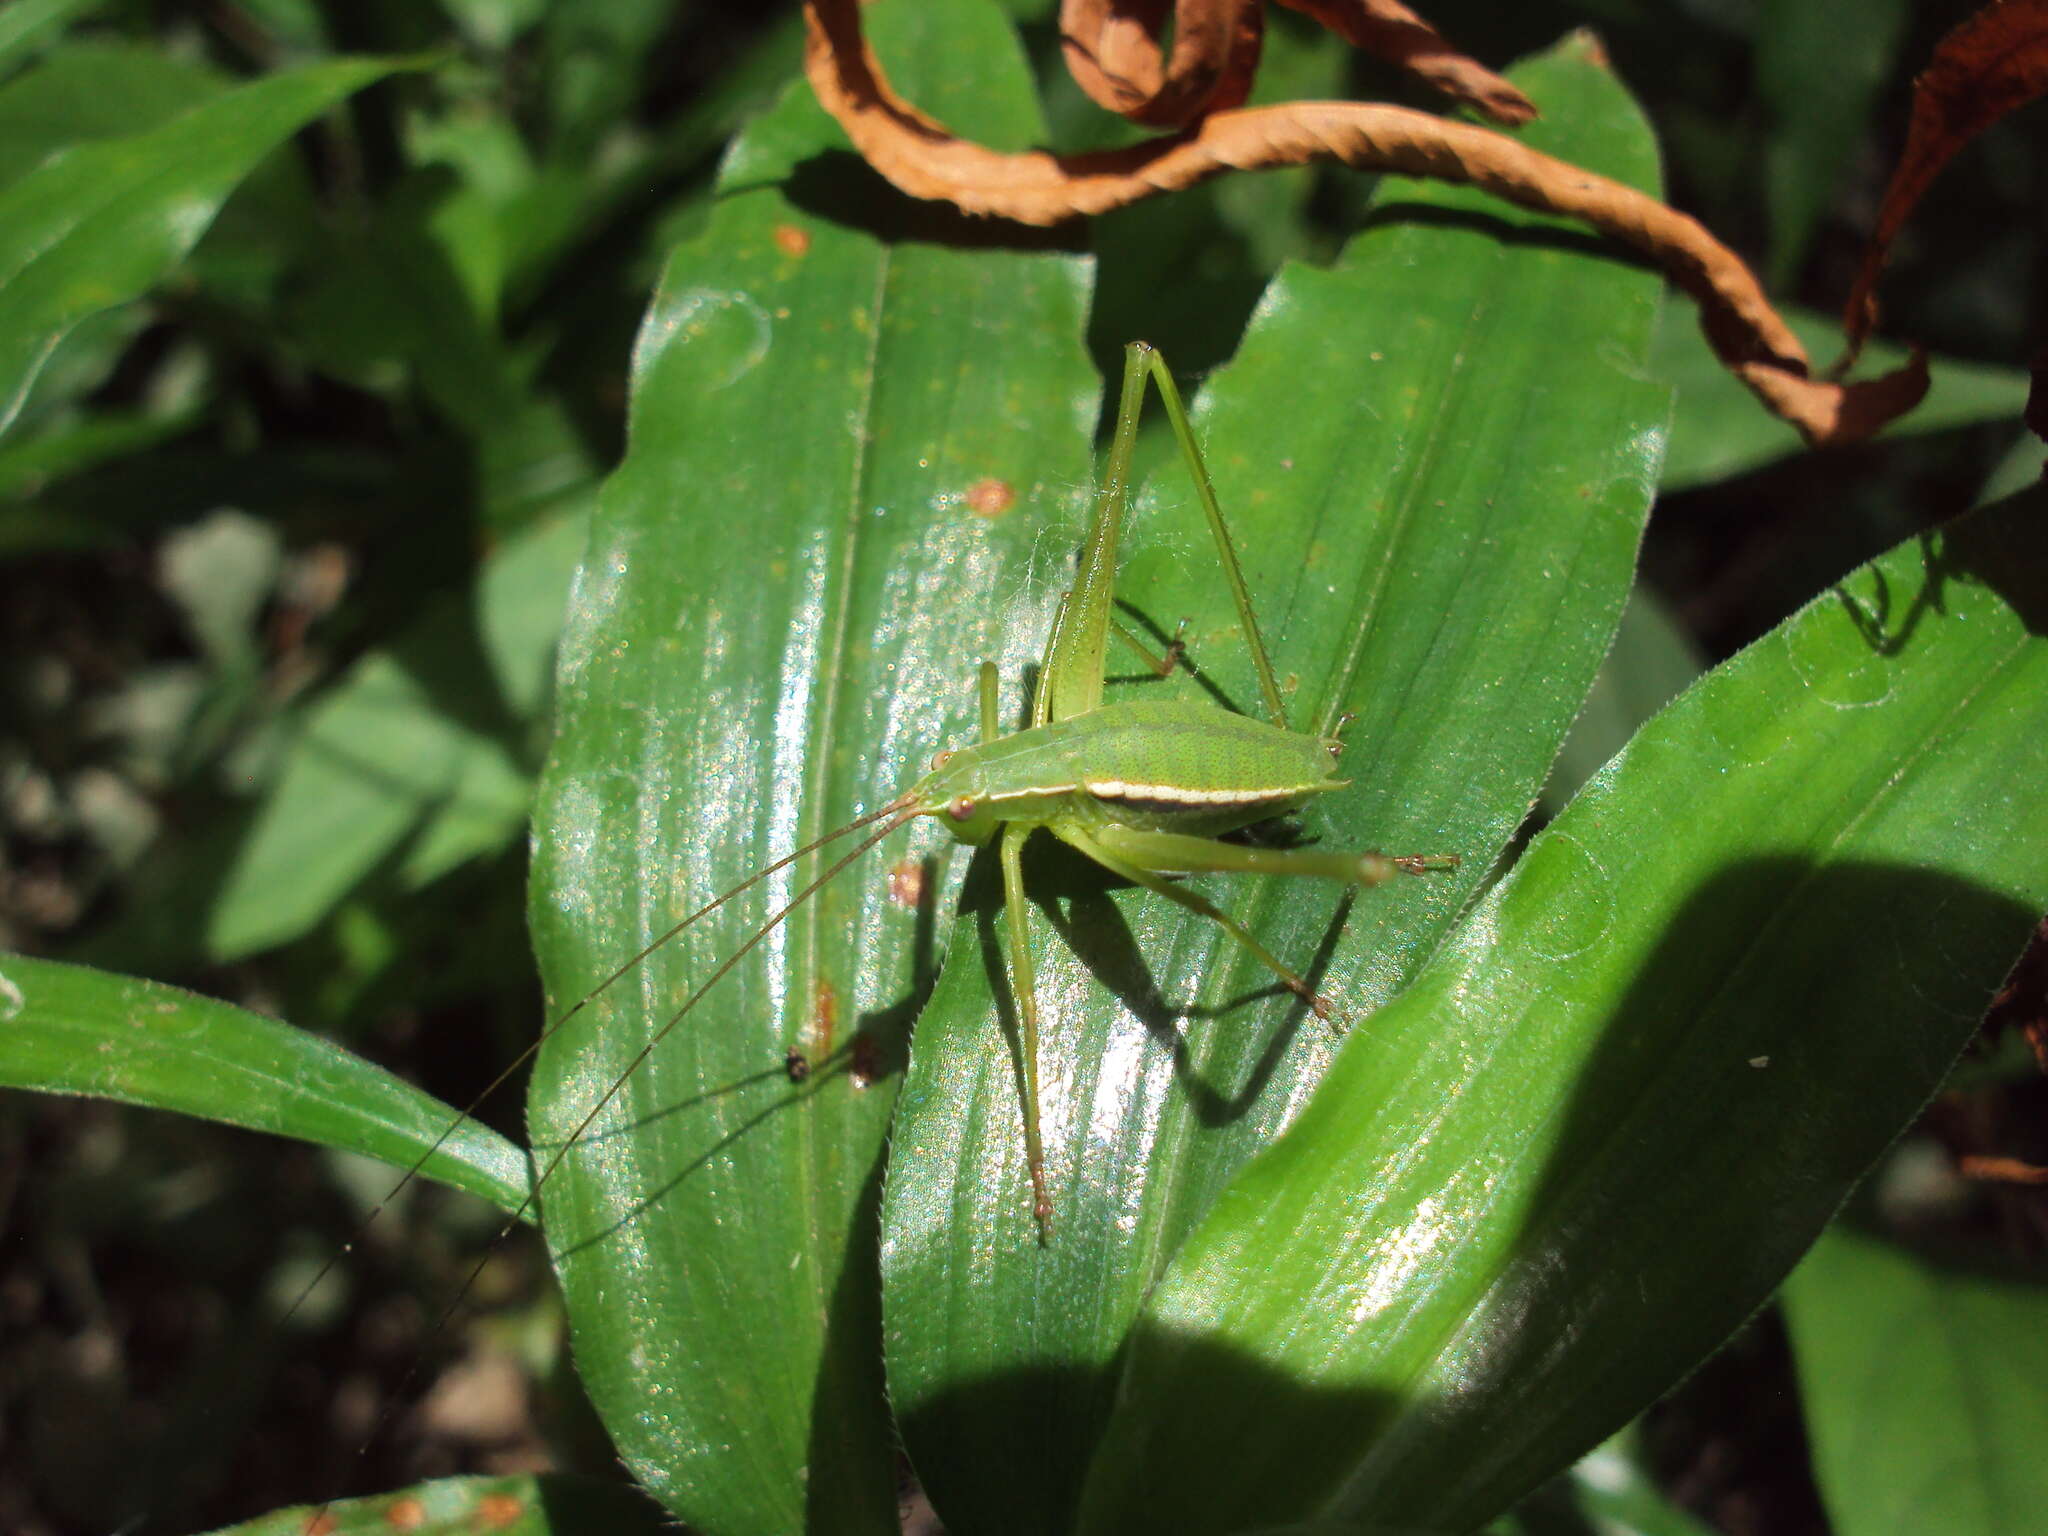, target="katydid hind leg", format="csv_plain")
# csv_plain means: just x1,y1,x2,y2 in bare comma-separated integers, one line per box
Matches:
1088,823,1460,887
1137,345,1290,731
1053,825,1338,1022
1041,341,1288,729
1037,341,1151,723
978,659,1001,743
